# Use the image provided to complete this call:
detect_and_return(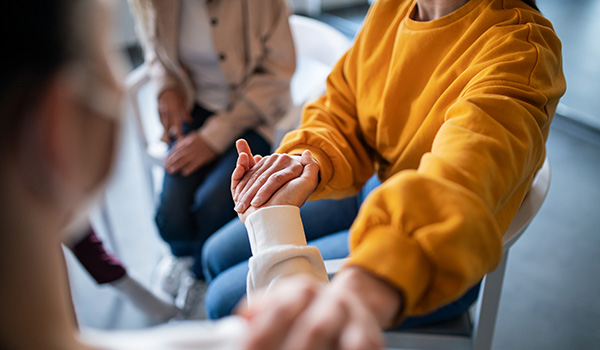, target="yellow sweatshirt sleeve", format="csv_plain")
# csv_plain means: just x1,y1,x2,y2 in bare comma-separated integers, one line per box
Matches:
276,15,377,200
